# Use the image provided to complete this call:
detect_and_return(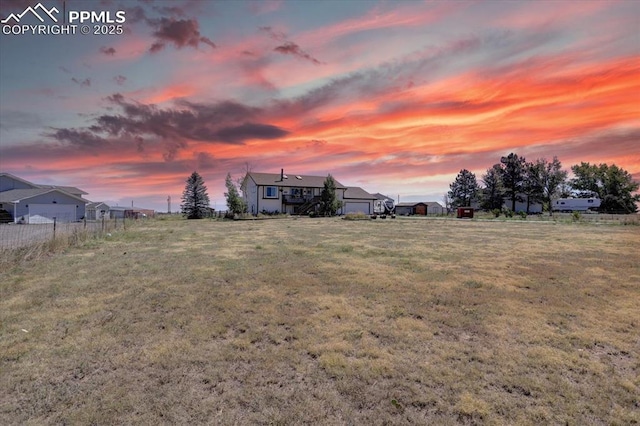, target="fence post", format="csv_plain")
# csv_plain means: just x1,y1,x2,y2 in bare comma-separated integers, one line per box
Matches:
102,216,105,233
53,217,57,239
